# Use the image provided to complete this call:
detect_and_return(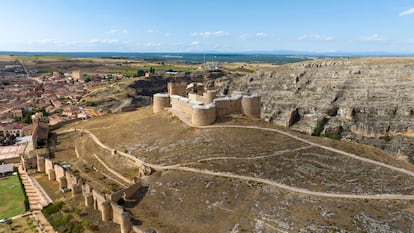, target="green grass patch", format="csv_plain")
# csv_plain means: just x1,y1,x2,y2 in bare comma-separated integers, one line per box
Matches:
42,201,64,217
0,175,26,219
